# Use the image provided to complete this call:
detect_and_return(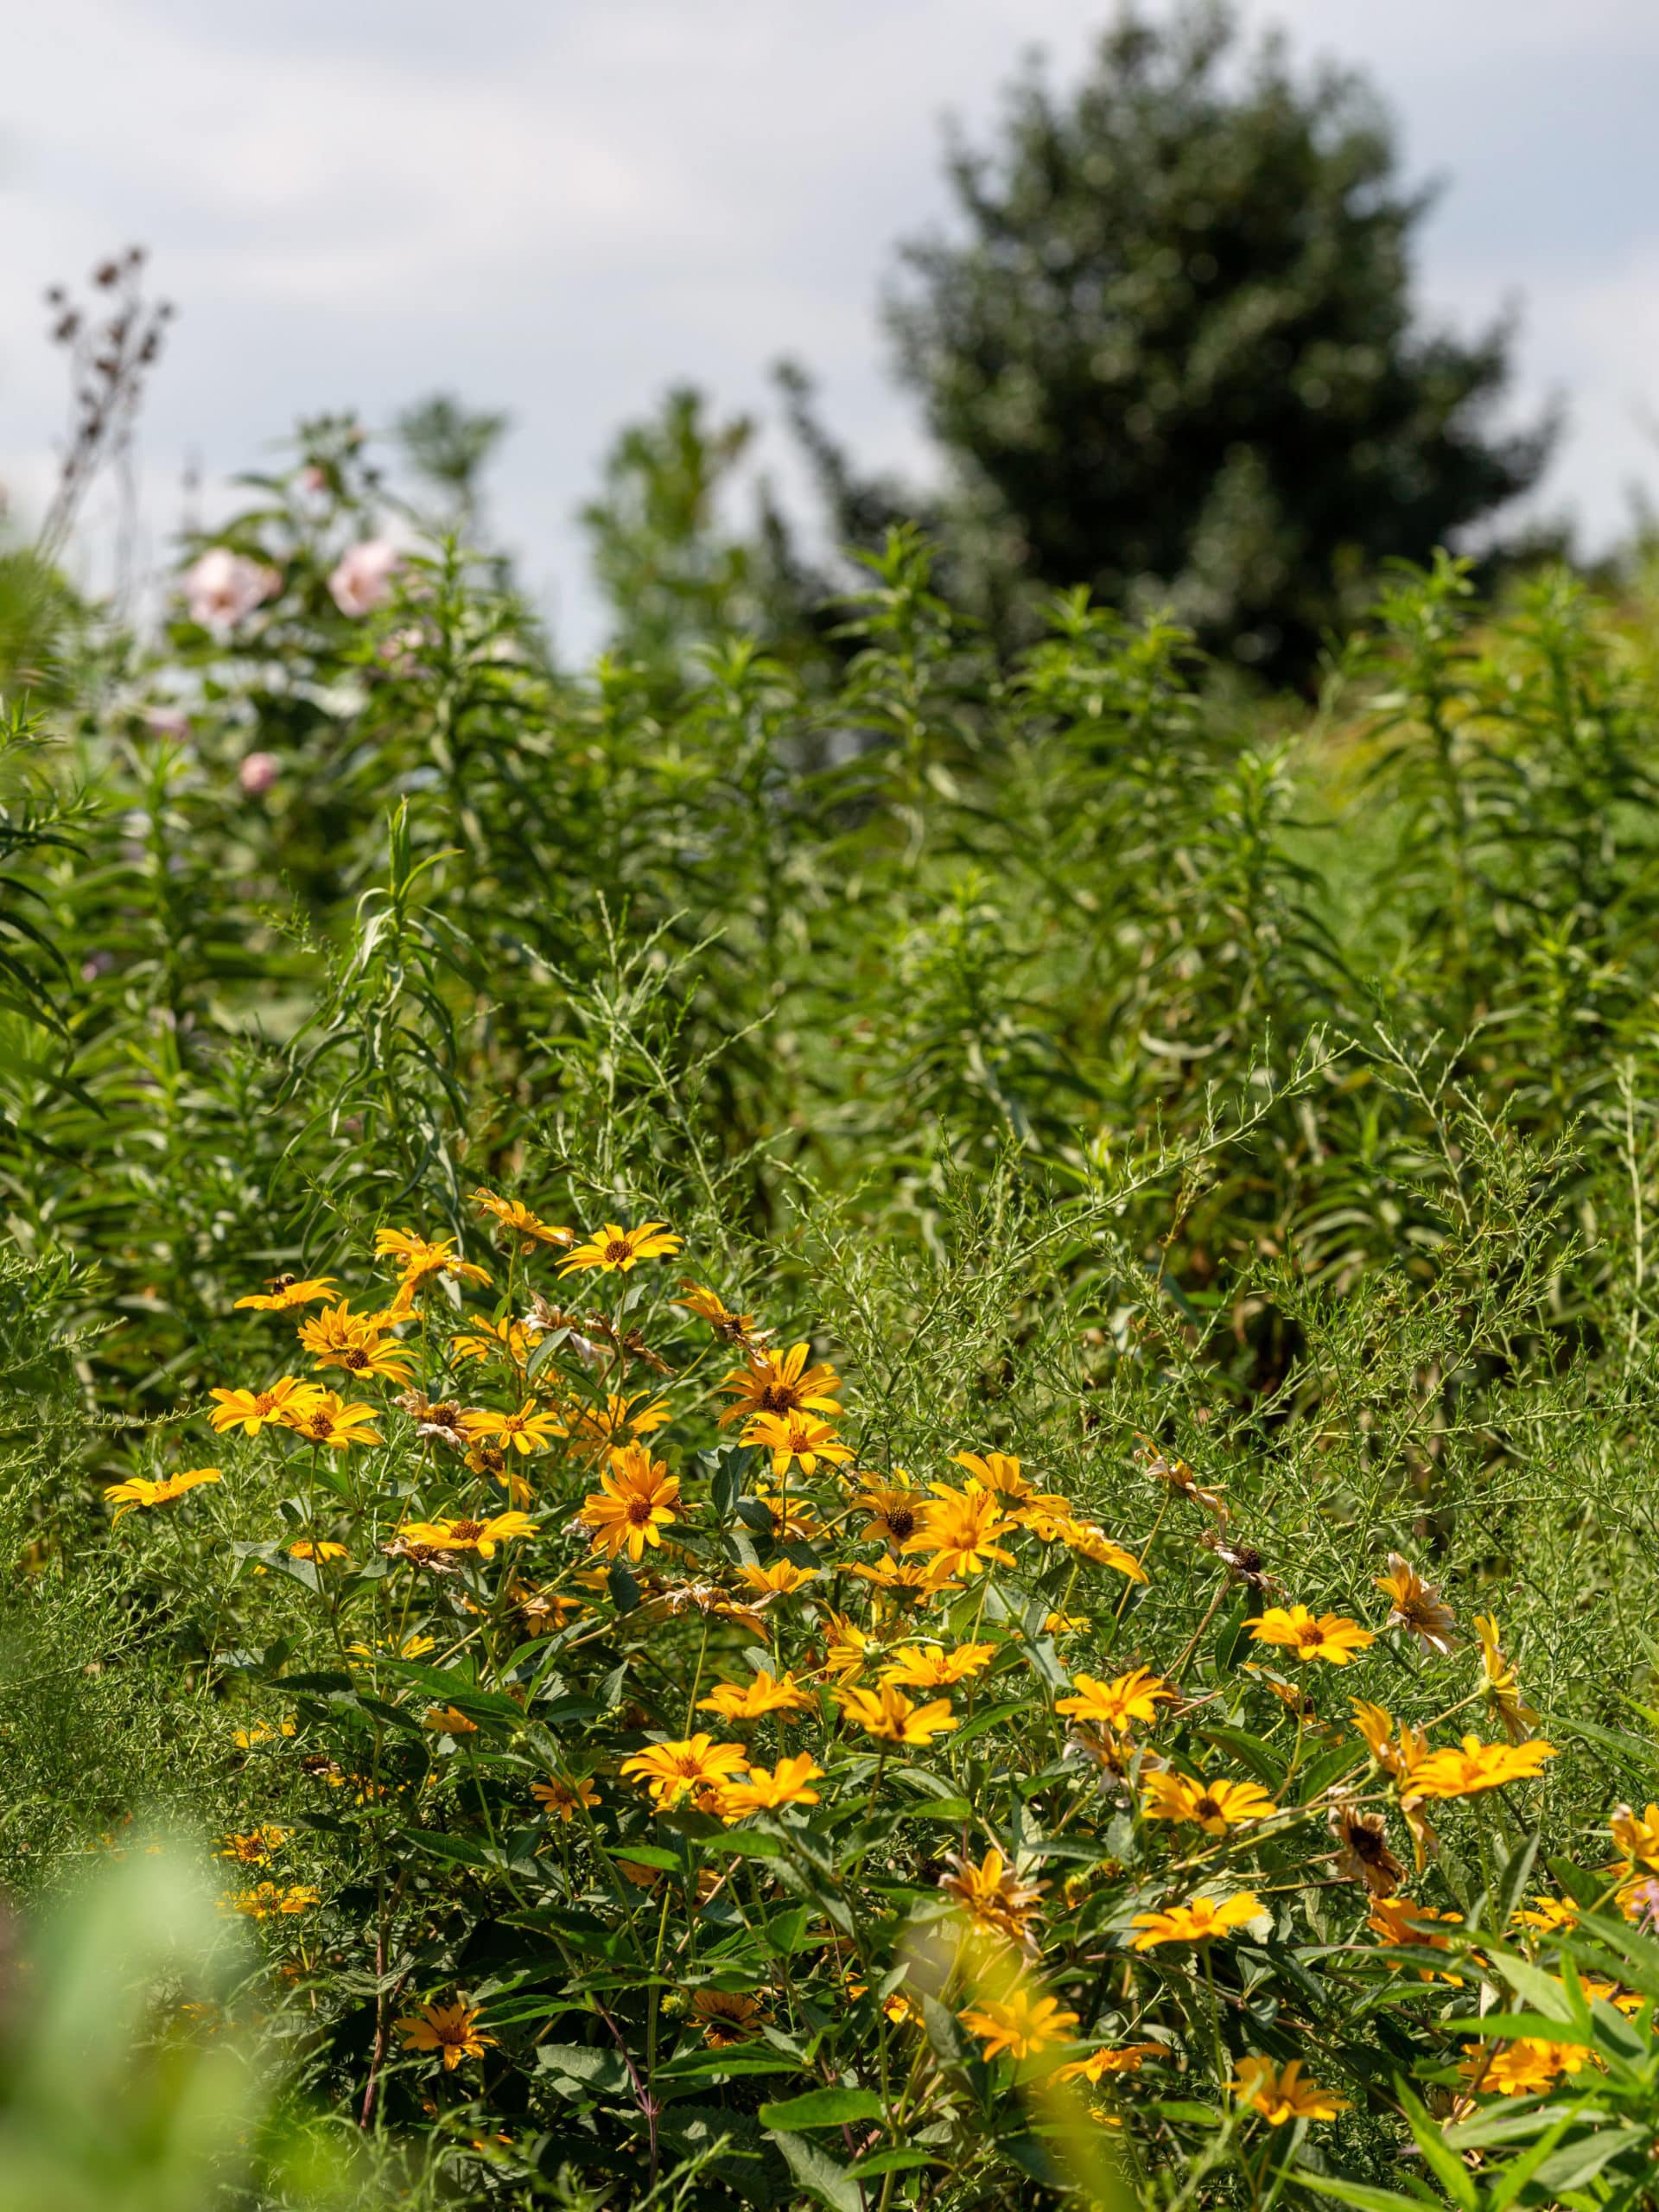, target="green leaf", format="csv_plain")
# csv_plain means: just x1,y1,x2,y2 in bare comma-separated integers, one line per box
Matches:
768,2131,862,2212
760,2088,885,2129
536,2044,633,2098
